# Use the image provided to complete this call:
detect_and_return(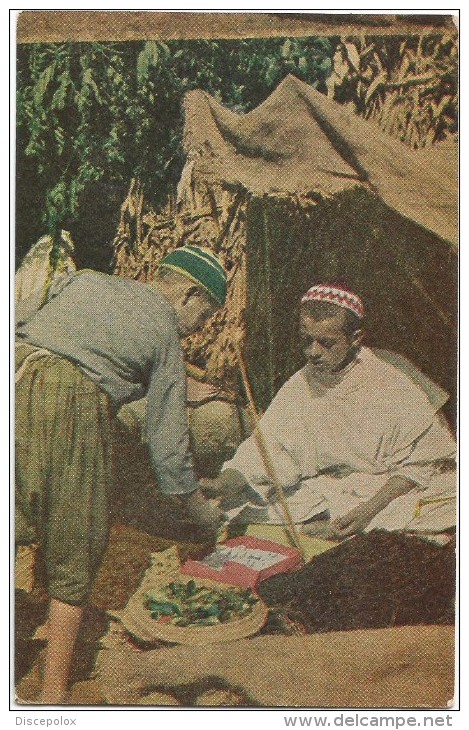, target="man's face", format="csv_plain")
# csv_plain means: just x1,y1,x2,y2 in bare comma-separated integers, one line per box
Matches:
177,290,217,337
299,309,358,375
